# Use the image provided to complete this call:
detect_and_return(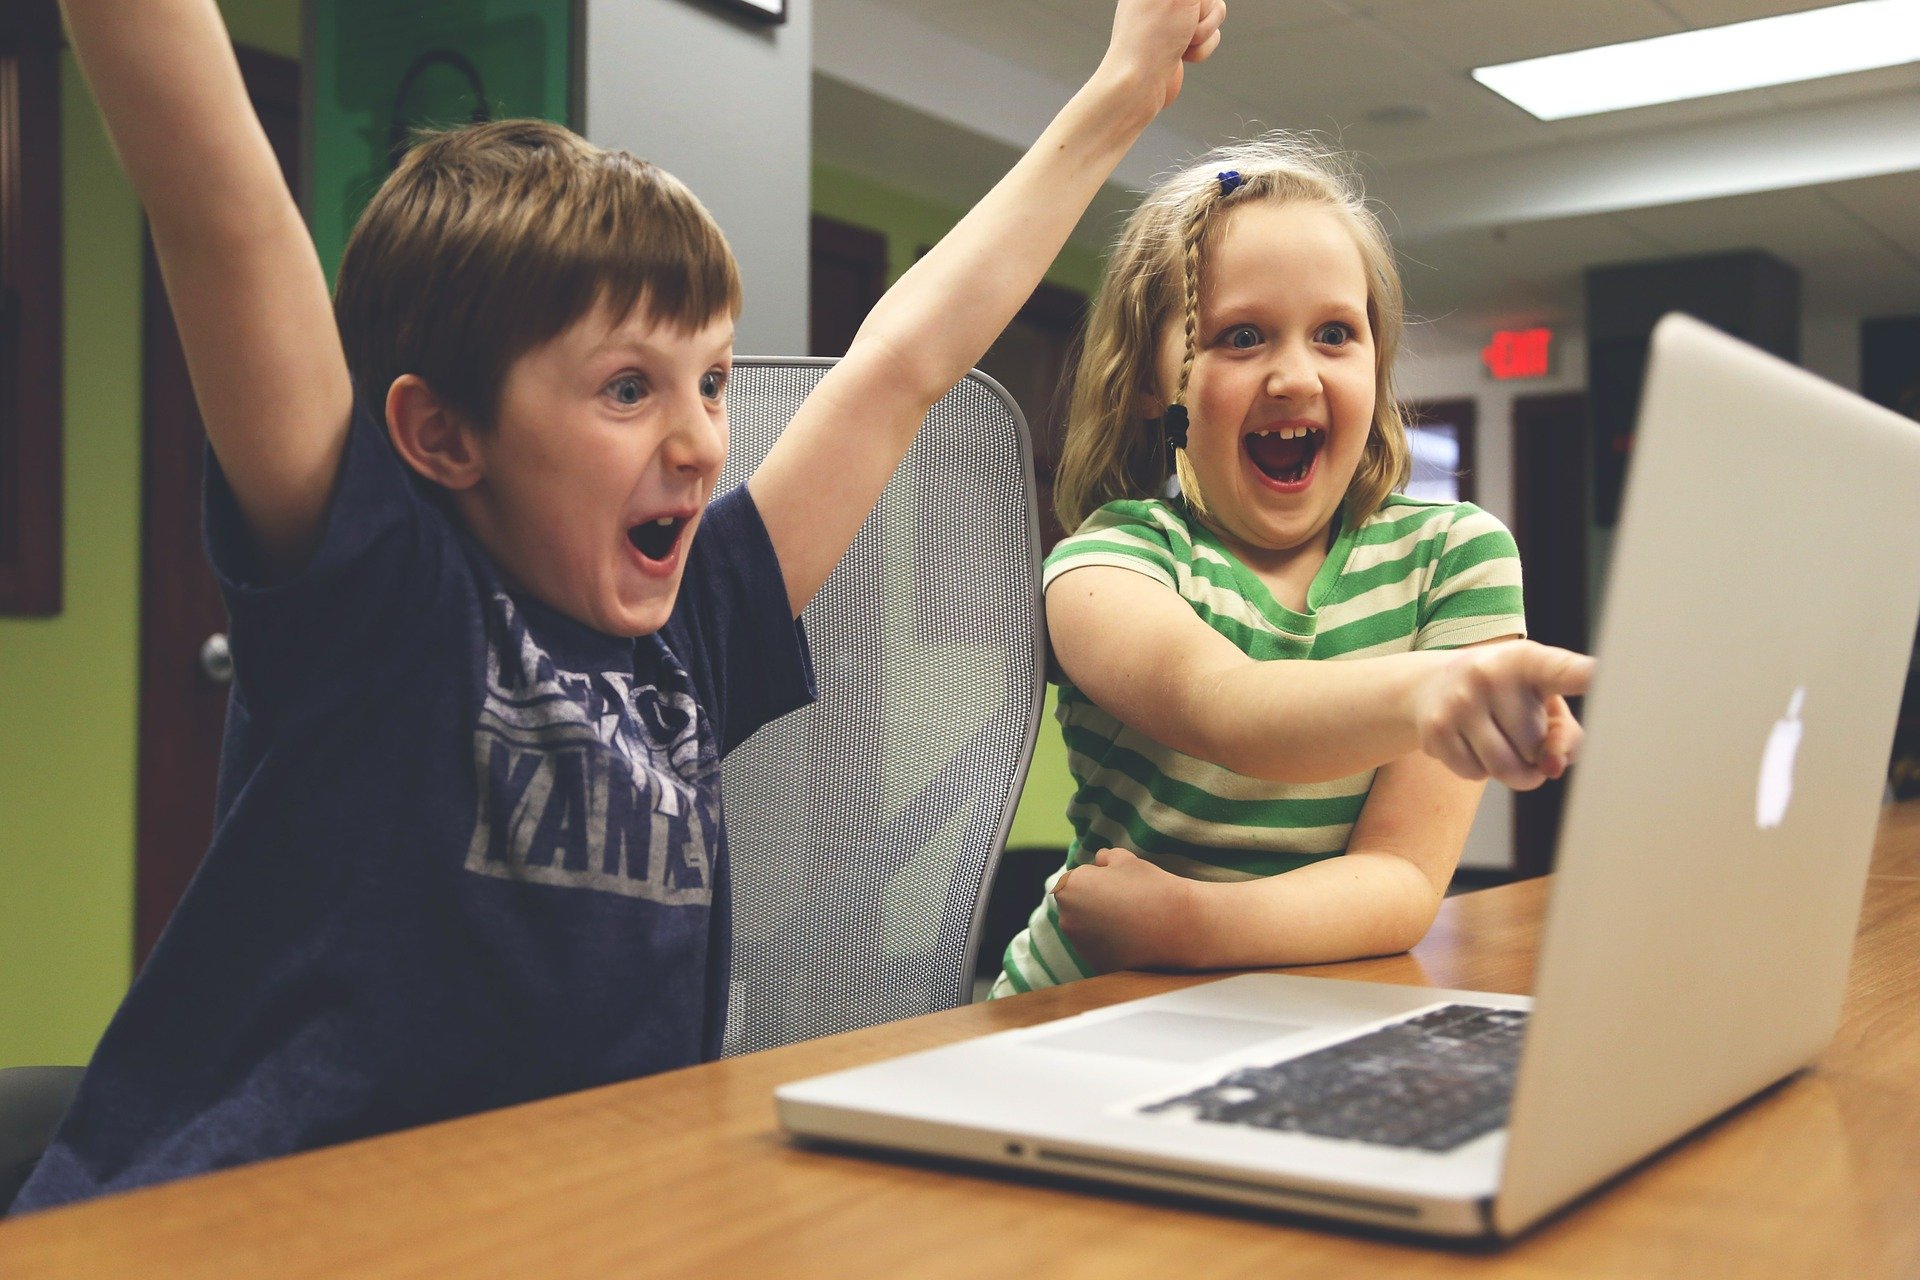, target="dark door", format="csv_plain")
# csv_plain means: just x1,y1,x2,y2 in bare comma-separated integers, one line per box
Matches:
972,281,1085,552
809,214,887,359
135,47,301,964
1509,391,1590,878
